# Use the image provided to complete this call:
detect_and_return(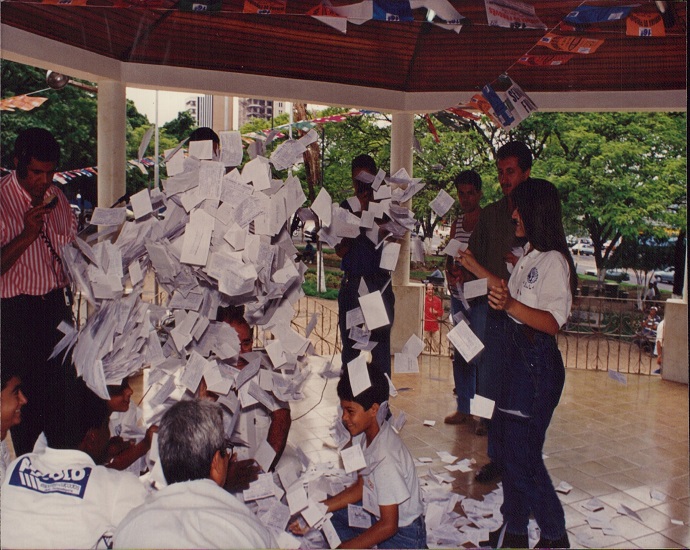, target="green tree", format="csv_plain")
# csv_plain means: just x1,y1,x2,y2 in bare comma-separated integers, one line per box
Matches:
162,110,196,144
1,60,97,171
531,112,686,278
